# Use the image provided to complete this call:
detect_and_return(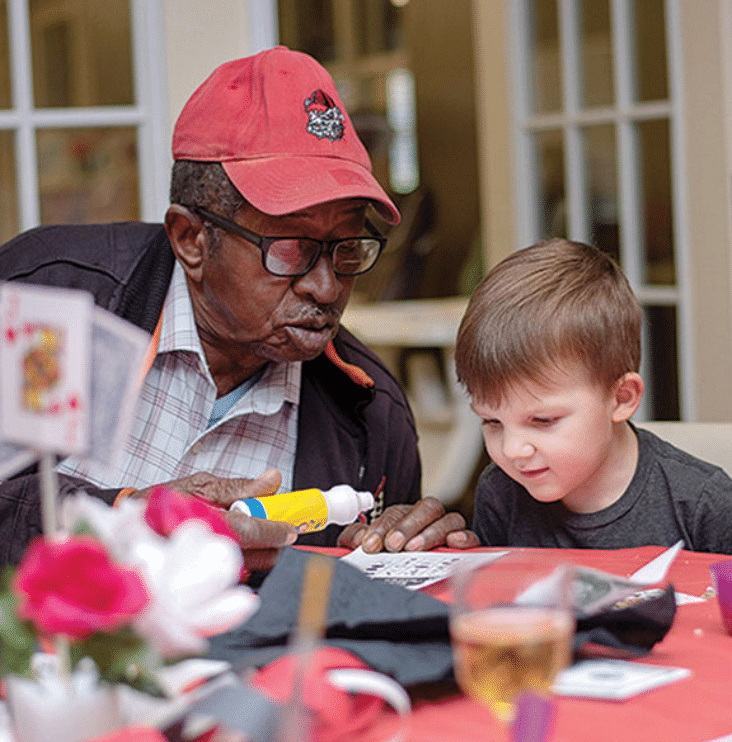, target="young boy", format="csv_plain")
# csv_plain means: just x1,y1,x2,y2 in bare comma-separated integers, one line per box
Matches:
454,238,732,553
